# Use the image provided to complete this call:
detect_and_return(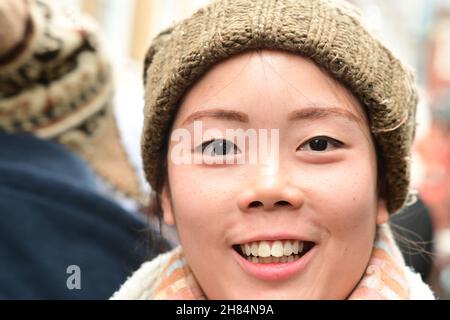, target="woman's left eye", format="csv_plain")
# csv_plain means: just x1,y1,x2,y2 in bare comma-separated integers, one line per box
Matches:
297,136,344,152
